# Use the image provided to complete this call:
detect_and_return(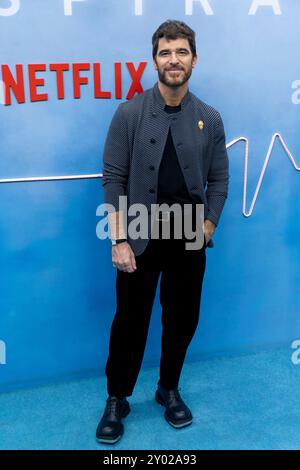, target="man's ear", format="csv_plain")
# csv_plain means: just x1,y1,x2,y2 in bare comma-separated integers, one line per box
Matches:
192,54,198,68
153,58,158,71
